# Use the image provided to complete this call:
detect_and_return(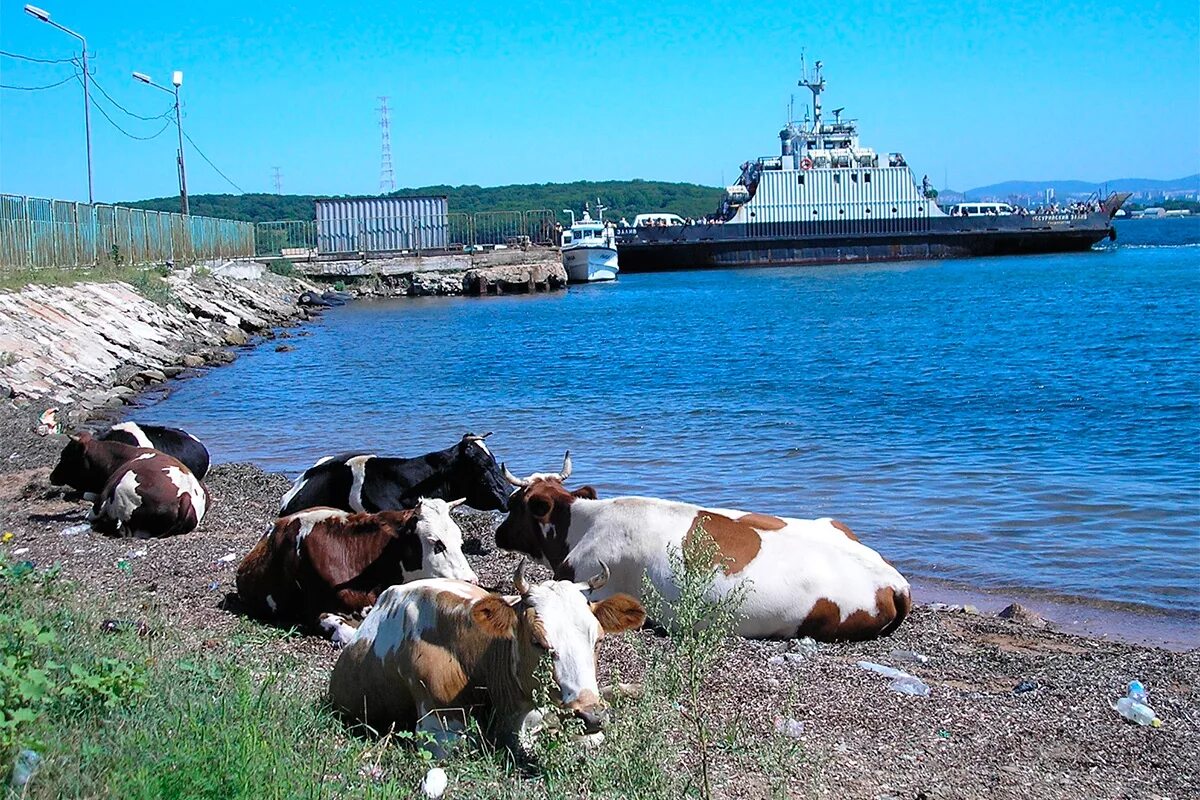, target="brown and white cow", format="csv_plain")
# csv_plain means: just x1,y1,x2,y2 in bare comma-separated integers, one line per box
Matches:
236,498,478,629
494,453,911,641
327,563,645,754
50,432,152,499
89,452,207,538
